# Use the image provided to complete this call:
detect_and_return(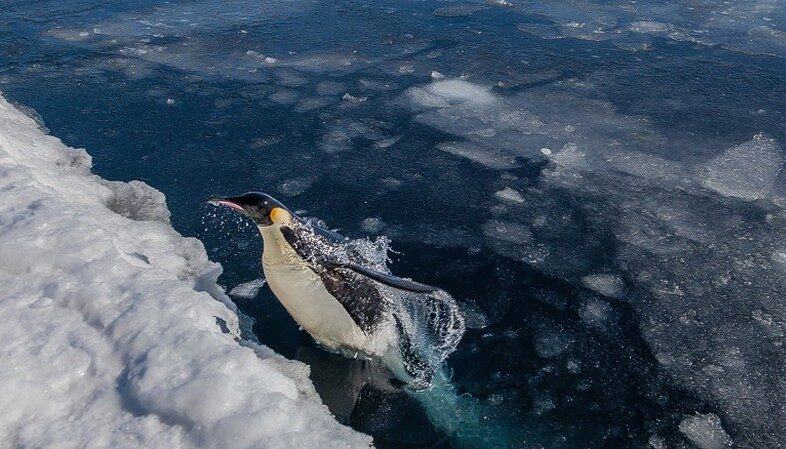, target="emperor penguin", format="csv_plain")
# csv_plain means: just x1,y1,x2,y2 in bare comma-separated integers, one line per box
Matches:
211,192,459,387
